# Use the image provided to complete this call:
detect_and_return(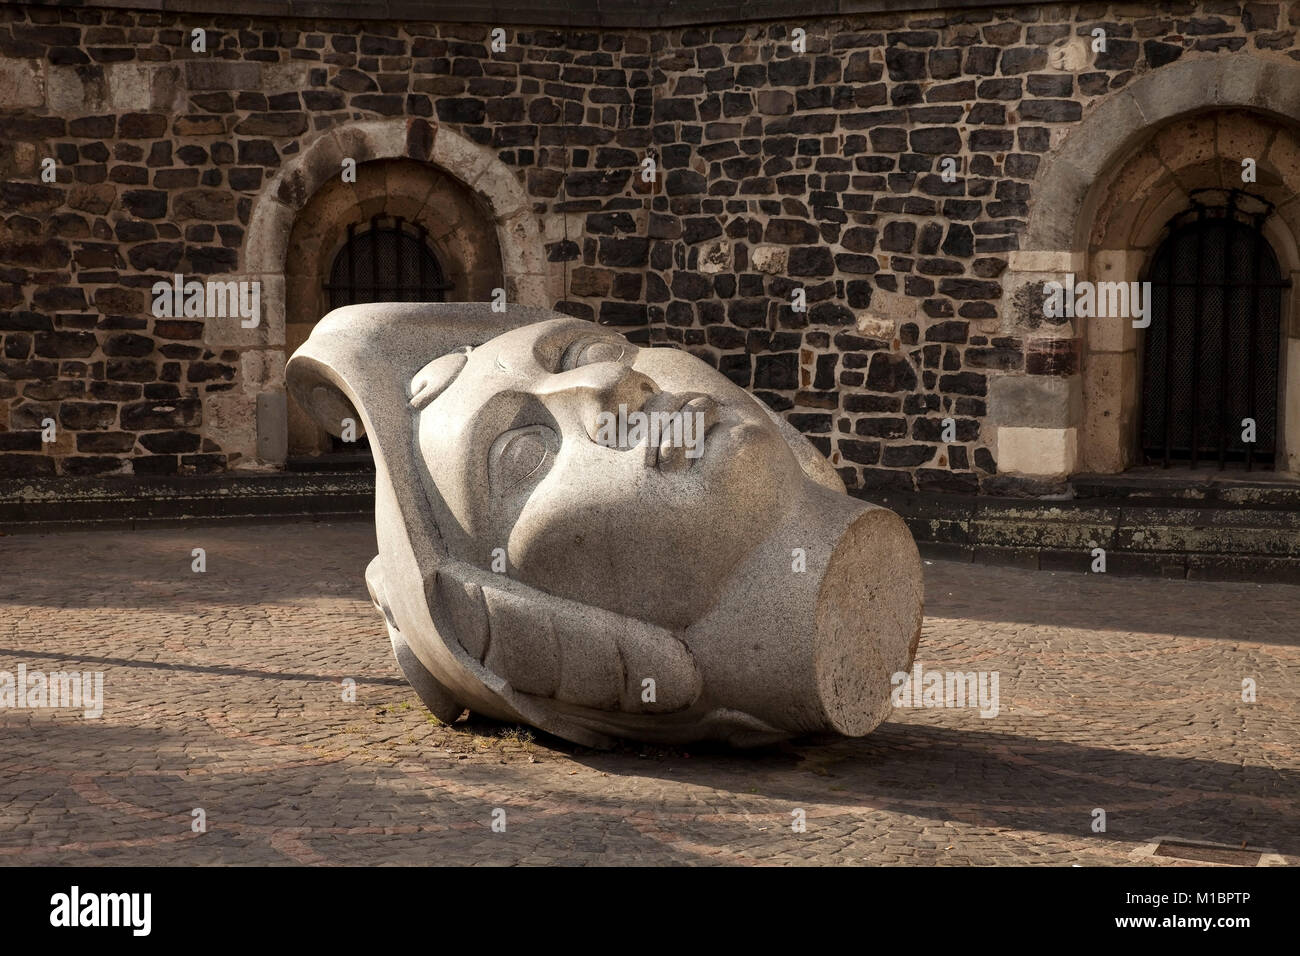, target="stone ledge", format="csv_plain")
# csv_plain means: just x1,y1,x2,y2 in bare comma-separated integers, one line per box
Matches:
15,0,1047,27
5,471,1297,584
918,542,1300,585
0,471,375,530
1072,471,1300,509
863,483,1300,584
